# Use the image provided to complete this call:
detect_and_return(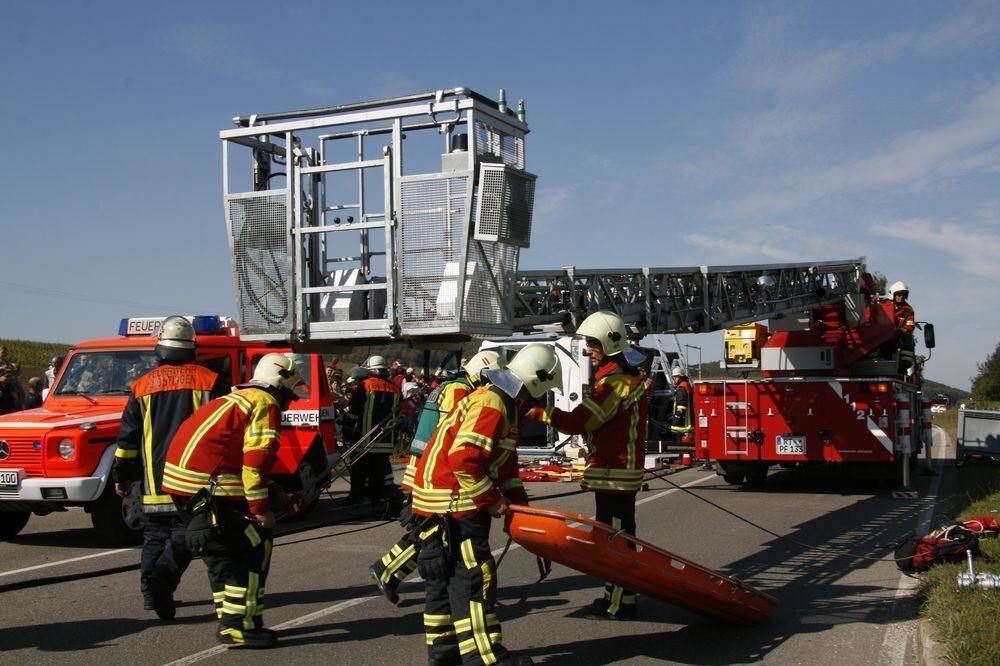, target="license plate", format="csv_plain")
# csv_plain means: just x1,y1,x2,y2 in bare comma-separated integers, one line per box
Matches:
776,435,805,455
0,469,21,491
